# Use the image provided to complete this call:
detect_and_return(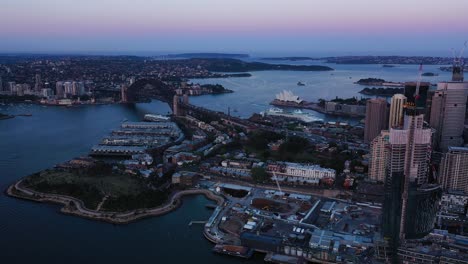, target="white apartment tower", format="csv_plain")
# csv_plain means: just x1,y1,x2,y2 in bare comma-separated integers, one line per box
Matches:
389,94,407,128
369,130,389,182
439,147,468,194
